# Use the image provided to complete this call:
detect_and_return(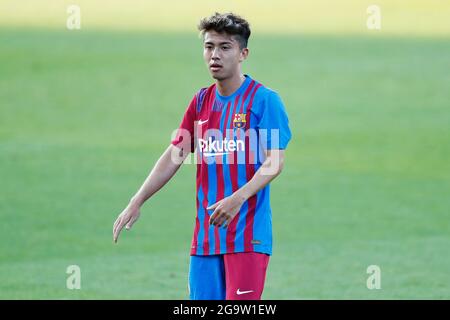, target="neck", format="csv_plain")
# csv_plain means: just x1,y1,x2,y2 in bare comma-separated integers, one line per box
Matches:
216,73,246,96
